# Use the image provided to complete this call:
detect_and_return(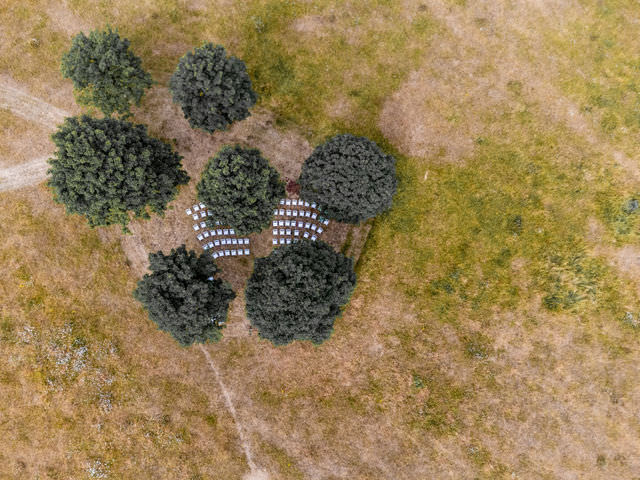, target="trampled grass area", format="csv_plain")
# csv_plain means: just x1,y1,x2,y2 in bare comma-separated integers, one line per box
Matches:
2,0,640,478
0,188,248,479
